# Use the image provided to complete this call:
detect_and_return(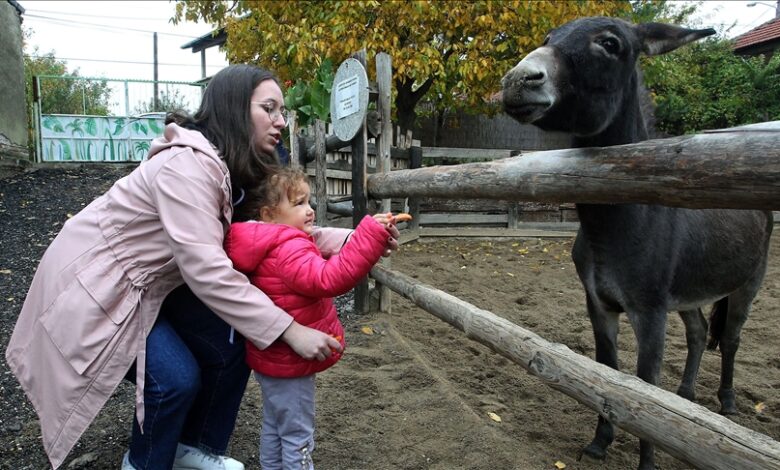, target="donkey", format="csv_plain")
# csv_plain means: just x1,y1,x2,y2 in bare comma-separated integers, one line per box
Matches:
501,17,773,470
